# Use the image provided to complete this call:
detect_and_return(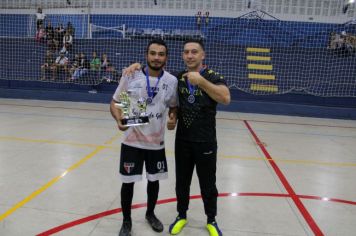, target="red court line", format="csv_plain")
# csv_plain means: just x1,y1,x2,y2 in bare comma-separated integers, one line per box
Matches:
243,120,324,236
297,195,356,206
36,192,356,236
